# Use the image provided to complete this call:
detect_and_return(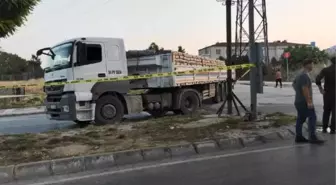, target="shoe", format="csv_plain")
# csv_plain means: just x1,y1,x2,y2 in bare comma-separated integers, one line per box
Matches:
322,129,328,133
309,136,325,144
330,130,335,135
295,136,309,143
